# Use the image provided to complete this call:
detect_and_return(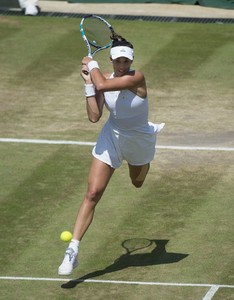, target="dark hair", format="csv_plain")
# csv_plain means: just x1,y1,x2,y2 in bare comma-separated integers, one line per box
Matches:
110,33,133,49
